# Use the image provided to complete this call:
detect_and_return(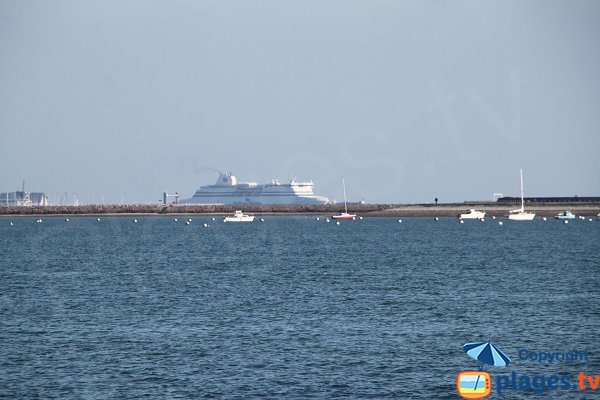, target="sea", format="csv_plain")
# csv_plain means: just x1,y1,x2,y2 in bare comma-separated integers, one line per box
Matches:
1,216,599,399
